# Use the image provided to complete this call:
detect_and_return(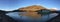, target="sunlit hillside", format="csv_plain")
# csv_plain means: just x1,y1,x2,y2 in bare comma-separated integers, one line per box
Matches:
18,5,57,19
19,5,47,12
18,5,48,19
